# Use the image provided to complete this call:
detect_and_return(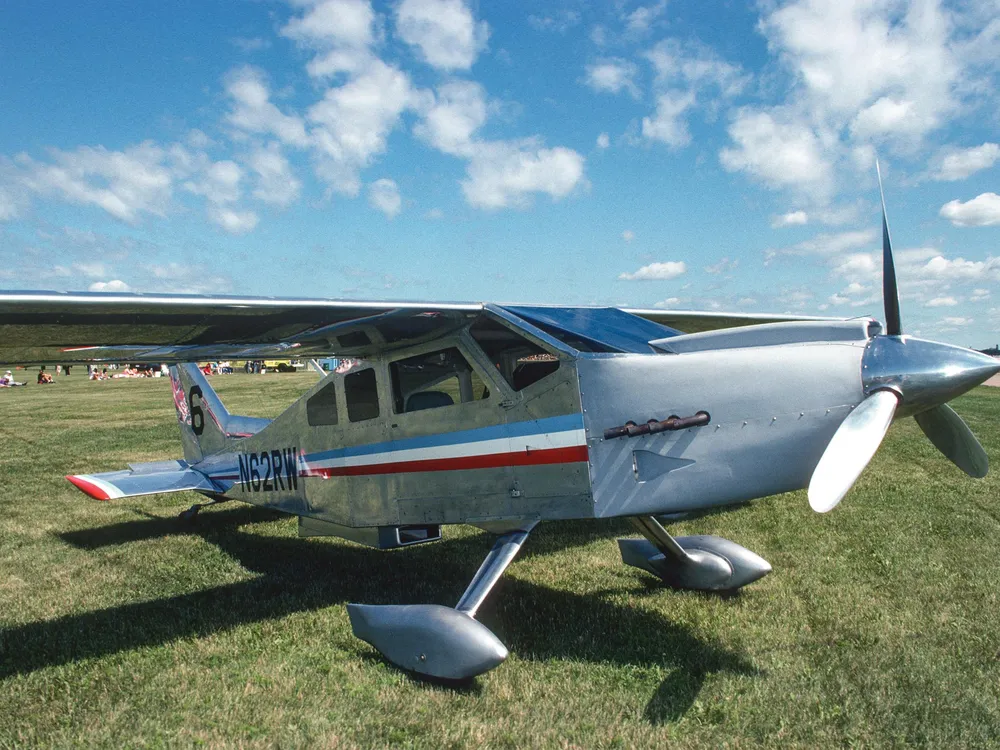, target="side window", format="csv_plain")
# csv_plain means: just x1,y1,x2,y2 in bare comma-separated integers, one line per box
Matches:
345,368,380,422
469,318,560,392
390,347,490,414
306,380,338,426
